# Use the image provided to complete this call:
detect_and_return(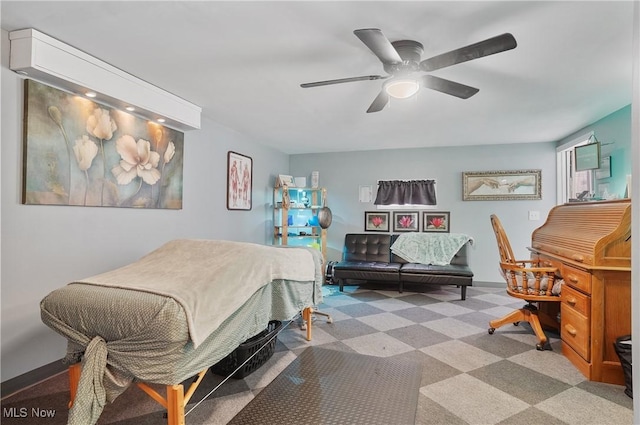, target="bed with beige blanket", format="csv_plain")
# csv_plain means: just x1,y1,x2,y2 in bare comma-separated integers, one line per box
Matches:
40,239,324,425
